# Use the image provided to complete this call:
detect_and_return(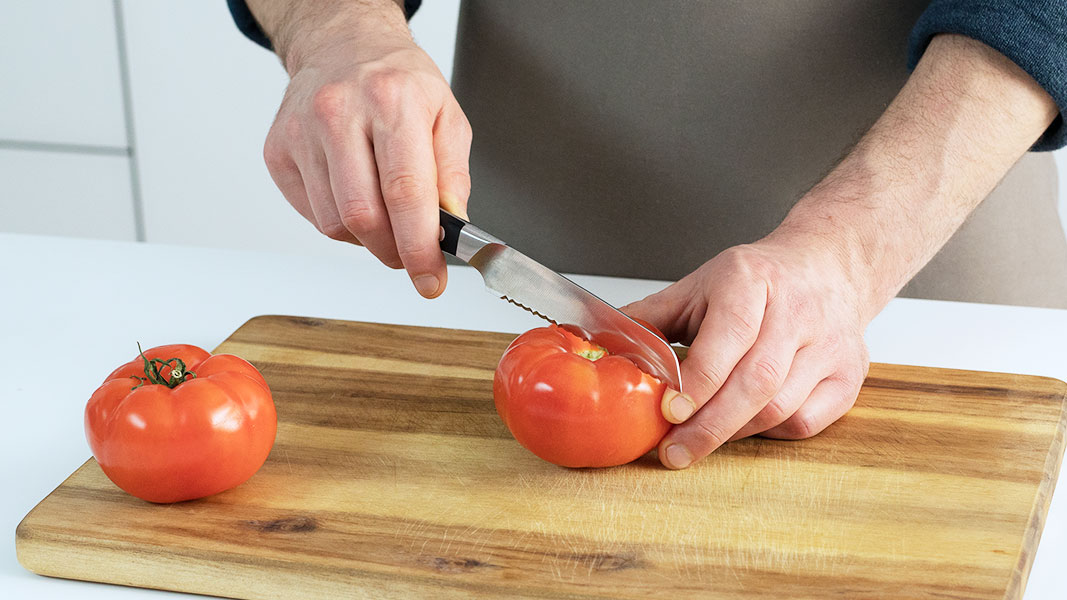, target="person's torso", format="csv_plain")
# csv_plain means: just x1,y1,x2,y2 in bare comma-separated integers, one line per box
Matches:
450,0,1057,284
